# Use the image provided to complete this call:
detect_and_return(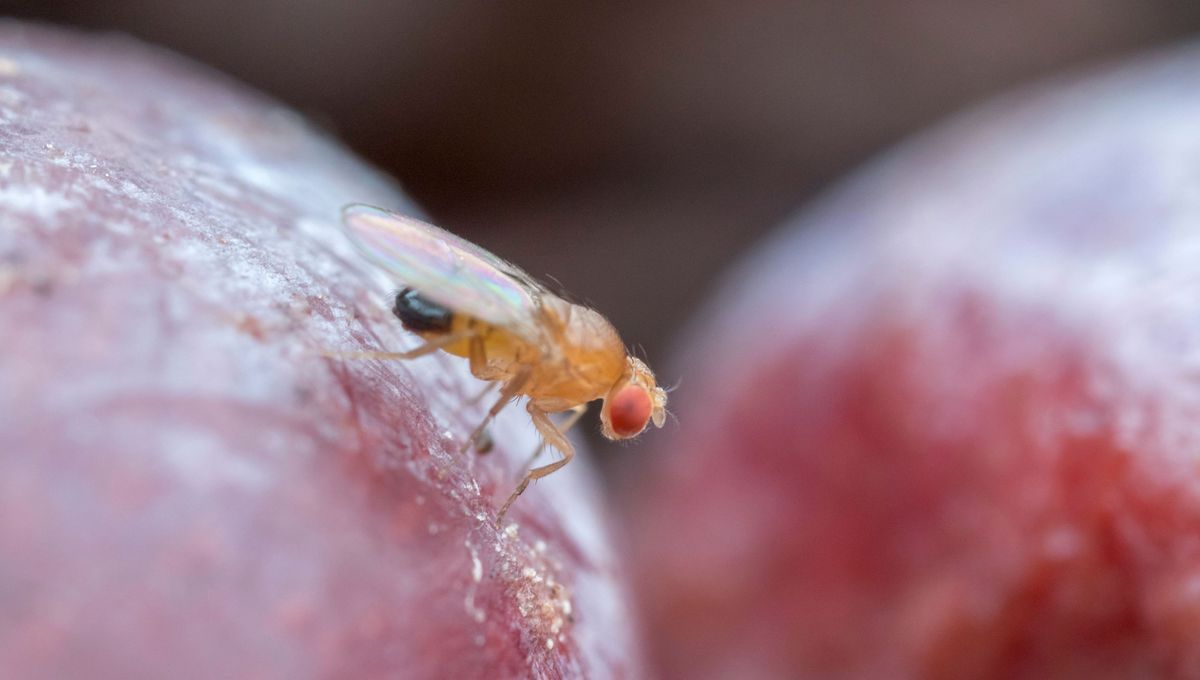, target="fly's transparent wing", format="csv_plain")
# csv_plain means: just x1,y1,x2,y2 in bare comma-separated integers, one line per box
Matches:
341,204,546,341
